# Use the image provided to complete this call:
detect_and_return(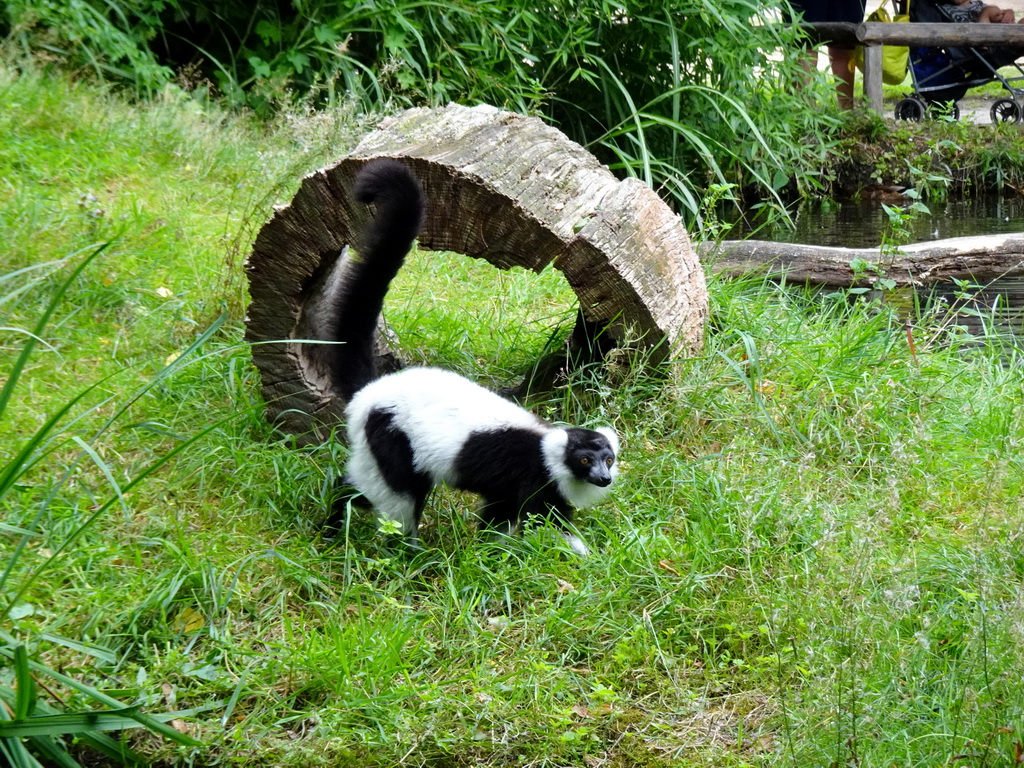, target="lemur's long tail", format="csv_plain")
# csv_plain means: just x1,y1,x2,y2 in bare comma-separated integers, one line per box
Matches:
328,159,425,400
